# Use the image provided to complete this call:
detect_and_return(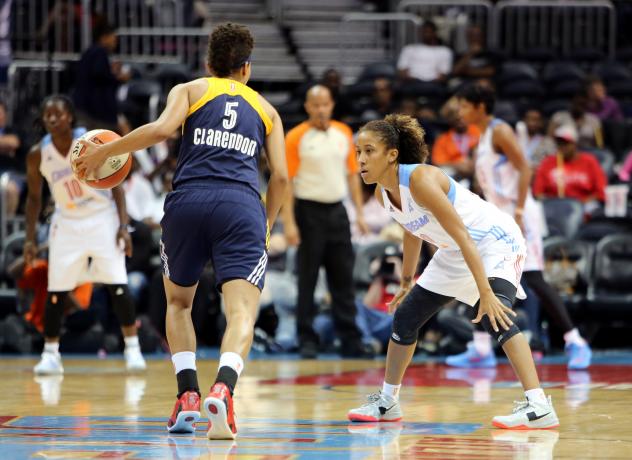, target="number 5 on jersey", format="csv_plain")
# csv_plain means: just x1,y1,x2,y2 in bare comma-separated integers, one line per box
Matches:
223,102,239,130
